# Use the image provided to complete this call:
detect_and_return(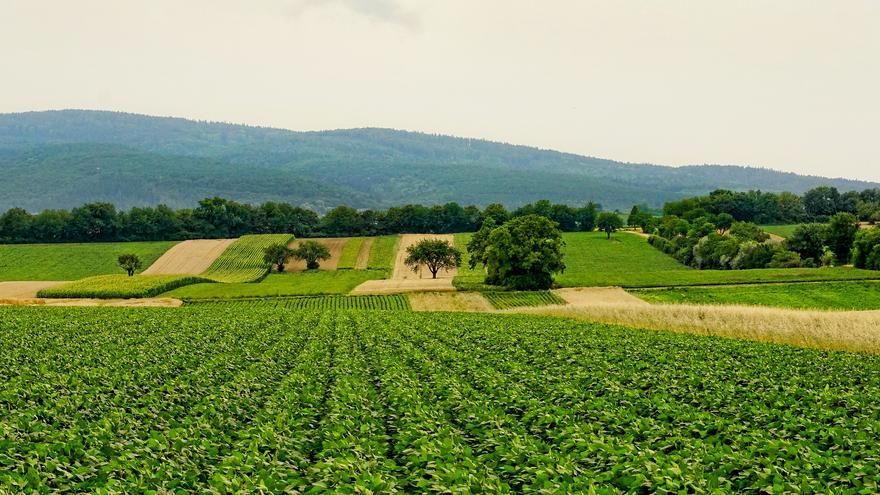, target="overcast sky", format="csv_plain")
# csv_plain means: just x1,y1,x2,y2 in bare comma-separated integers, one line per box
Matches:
1,0,878,181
